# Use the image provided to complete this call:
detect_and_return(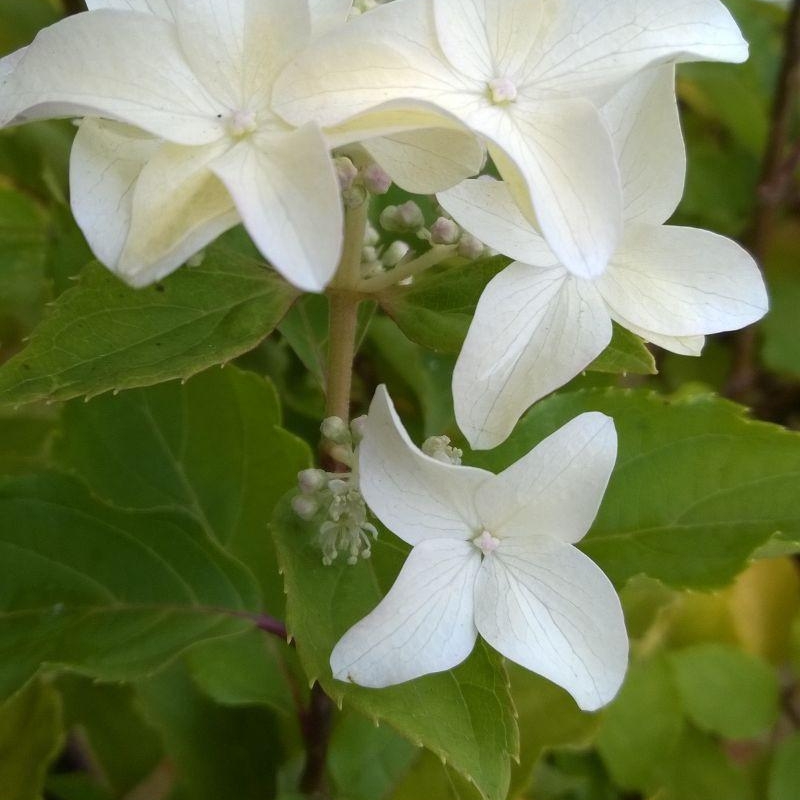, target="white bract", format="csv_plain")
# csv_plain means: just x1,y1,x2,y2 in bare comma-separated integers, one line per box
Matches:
274,0,748,280
0,0,349,291
438,67,769,449
331,386,628,712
